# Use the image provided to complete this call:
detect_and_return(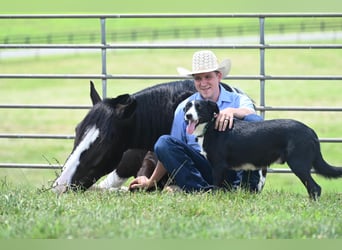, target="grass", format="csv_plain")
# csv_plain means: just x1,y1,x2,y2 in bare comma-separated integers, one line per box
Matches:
0,16,340,44
2,0,341,14
1,0,341,44
1,179,341,239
